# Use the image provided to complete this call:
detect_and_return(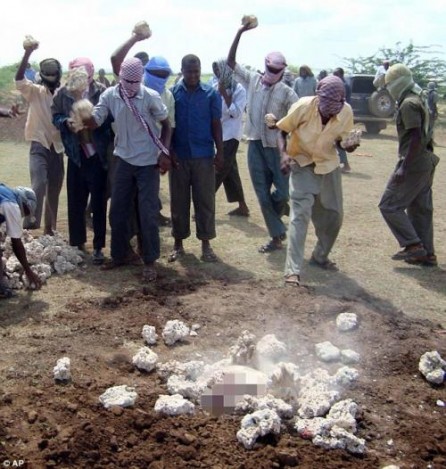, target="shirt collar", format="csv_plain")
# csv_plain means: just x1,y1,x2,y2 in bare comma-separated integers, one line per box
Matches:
179,79,206,92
